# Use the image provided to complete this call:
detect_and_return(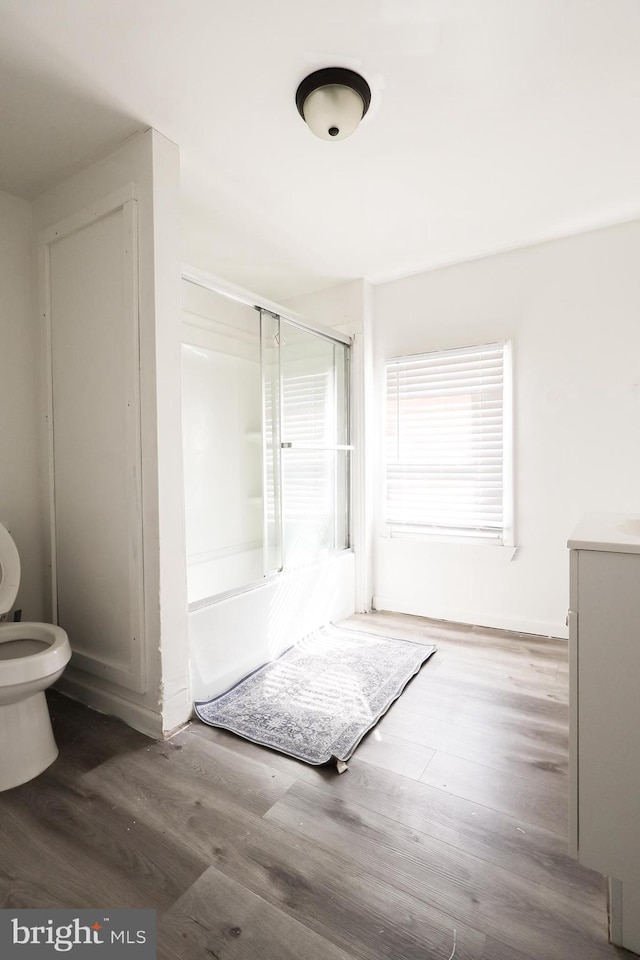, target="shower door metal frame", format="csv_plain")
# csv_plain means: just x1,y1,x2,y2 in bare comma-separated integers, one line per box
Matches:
182,266,352,611
260,309,353,578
